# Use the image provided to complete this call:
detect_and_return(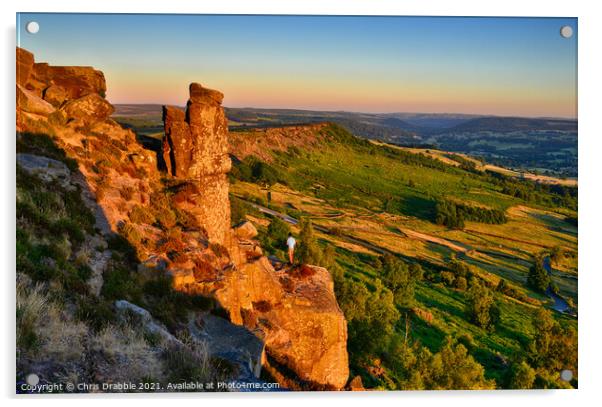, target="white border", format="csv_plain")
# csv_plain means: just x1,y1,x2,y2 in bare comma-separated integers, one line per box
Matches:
2,1,600,407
